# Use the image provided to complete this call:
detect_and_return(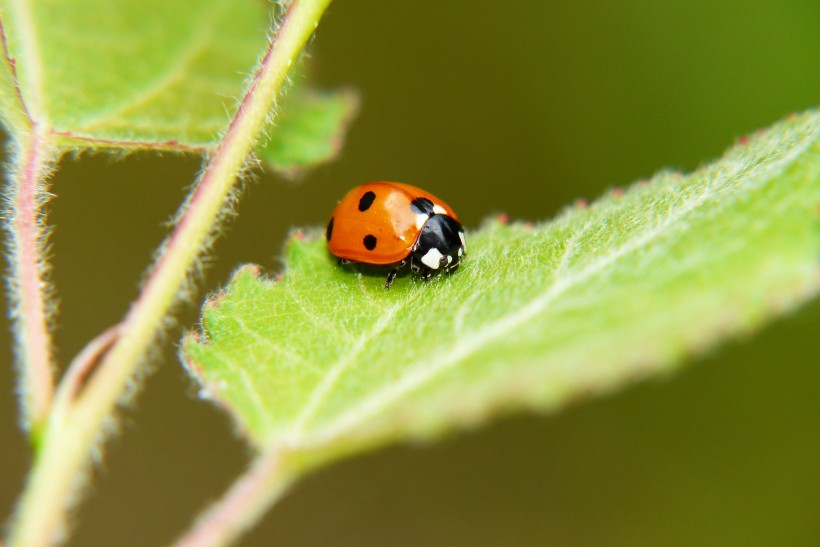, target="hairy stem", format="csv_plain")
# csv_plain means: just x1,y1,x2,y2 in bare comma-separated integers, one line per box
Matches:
4,125,57,438
174,444,295,547
8,1,333,545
